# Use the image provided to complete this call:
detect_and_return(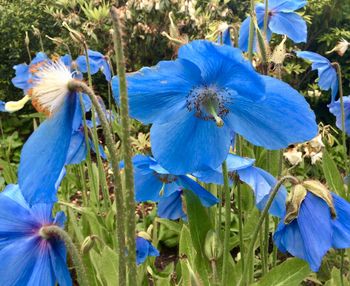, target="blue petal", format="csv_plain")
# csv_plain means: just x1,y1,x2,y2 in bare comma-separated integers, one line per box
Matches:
76,54,101,75
49,239,72,286
151,107,232,175
269,0,307,11
54,211,66,228
274,193,332,272
225,75,317,149
27,247,55,286
328,96,350,135
331,193,350,249
217,28,232,46
0,236,41,285
12,64,30,92
66,130,87,165
238,166,287,218
102,60,112,81
178,40,265,101
178,175,219,207
158,190,186,220
112,59,202,124
269,12,307,43
18,95,76,205
60,55,72,68
0,101,5,112
136,237,159,265
238,17,251,52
